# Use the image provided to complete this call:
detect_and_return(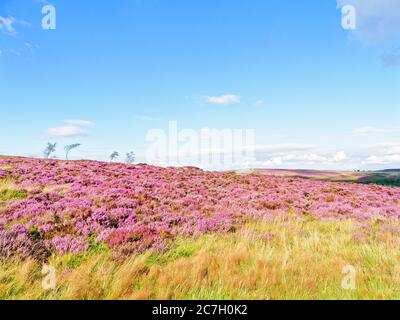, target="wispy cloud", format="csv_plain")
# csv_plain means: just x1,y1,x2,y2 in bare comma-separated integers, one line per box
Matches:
48,119,95,138
363,154,400,165
66,119,96,127
369,143,400,154
362,142,400,165
205,94,240,105
48,125,86,138
249,151,348,167
277,152,347,164
243,144,336,167
353,126,400,136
